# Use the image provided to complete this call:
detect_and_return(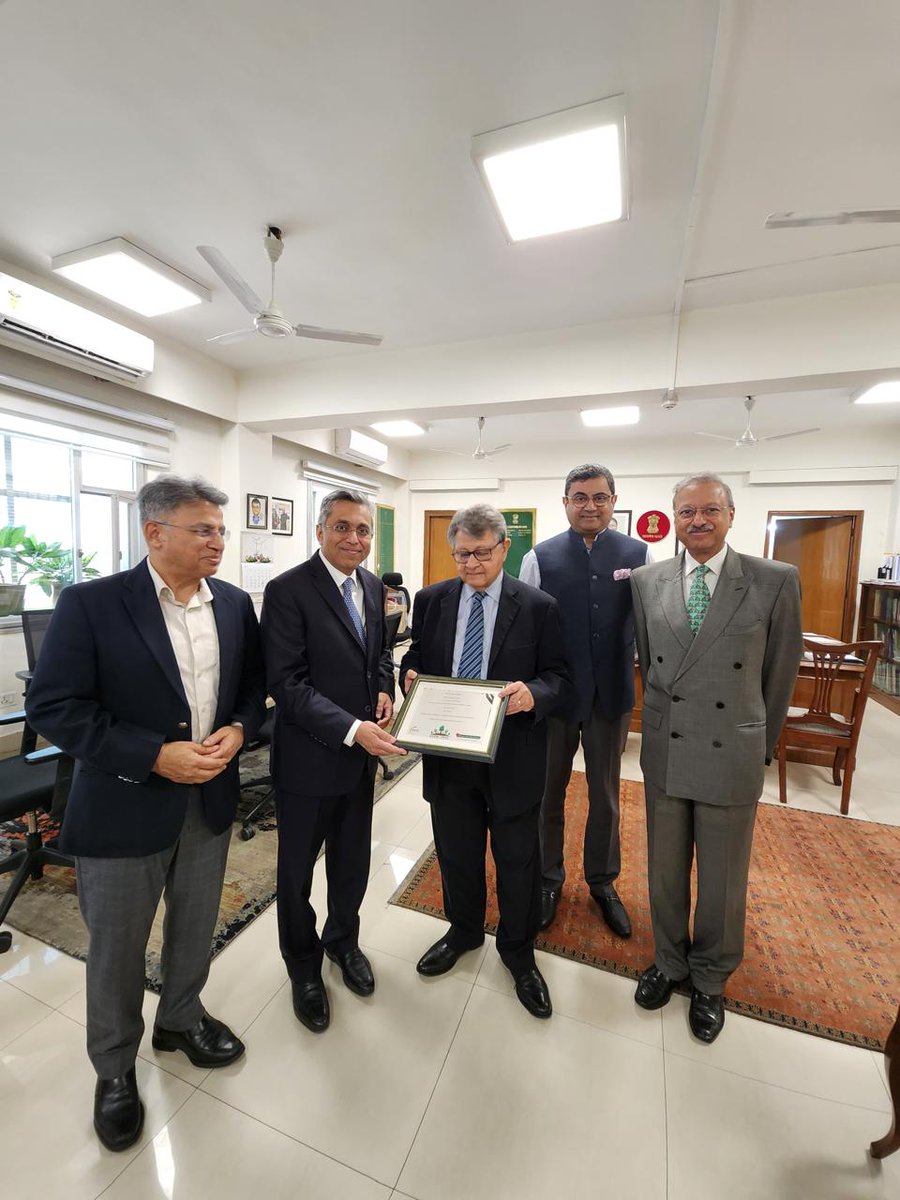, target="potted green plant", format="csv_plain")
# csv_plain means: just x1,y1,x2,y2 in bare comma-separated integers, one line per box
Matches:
0,525,27,616
0,525,100,608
